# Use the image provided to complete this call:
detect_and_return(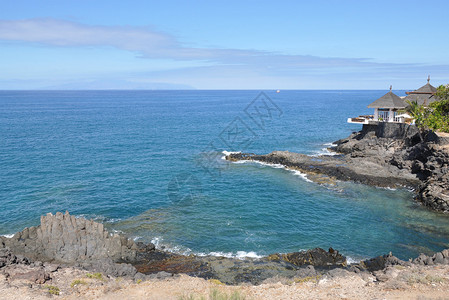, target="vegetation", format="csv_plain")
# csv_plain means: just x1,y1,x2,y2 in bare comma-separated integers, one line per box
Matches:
44,285,60,295
179,288,249,300
70,279,88,288
404,100,428,129
86,272,103,280
402,84,449,133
